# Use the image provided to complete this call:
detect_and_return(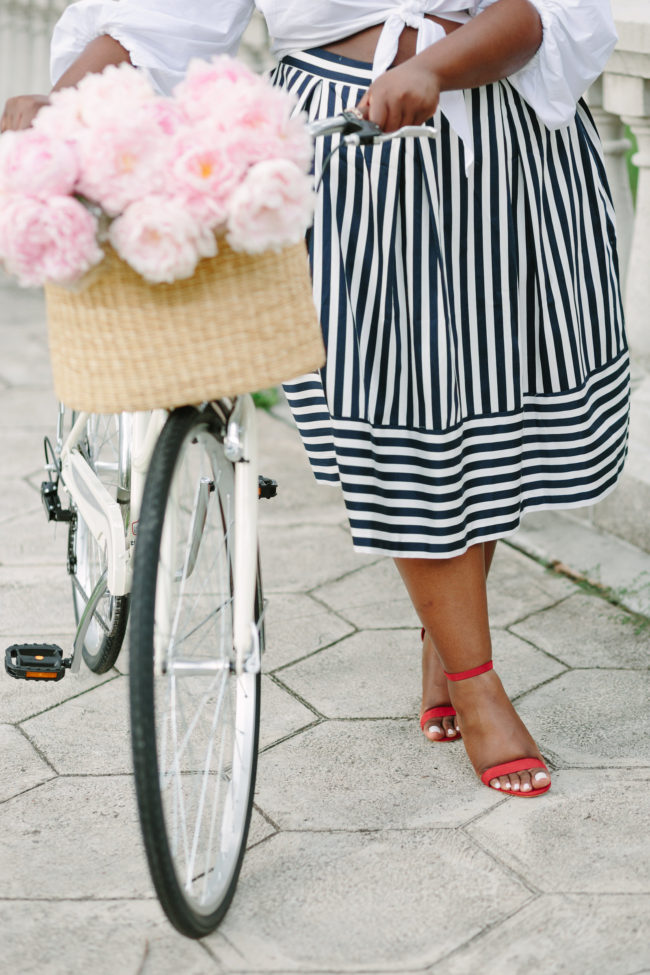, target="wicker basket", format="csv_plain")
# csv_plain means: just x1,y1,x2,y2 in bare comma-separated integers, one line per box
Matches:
44,240,325,413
